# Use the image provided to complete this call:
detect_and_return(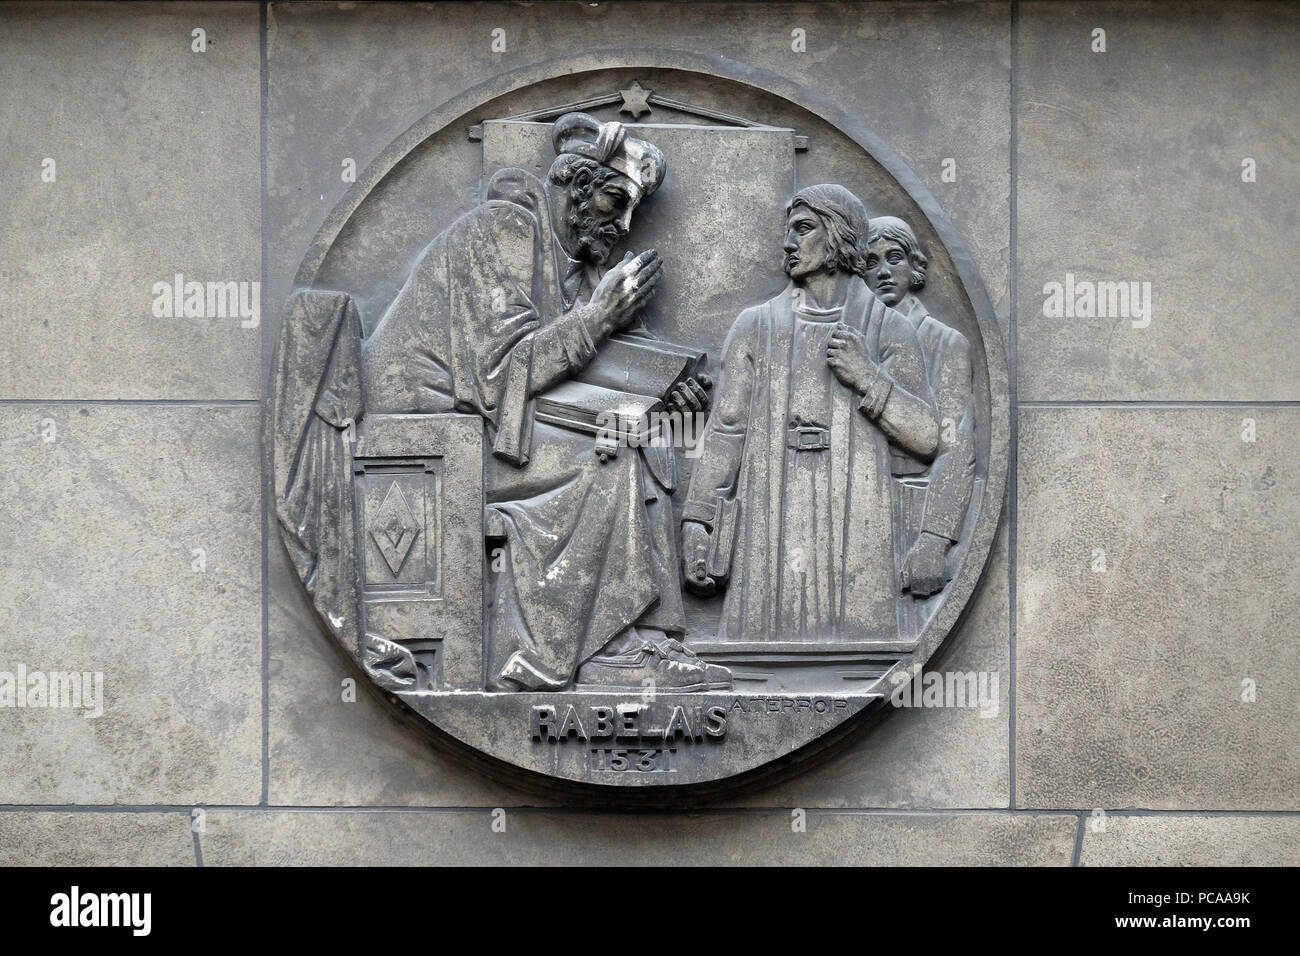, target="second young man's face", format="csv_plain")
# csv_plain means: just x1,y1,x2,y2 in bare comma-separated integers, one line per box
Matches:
783,207,833,281
864,237,911,306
